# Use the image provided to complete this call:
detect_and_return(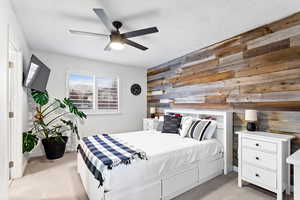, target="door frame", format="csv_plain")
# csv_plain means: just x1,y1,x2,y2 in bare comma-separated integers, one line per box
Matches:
8,40,24,179
0,23,10,200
